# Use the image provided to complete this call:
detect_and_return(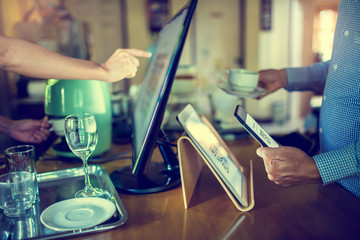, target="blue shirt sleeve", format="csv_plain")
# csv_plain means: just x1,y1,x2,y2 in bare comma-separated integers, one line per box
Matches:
284,60,360,186
285,60,330,94
313,140,360,185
